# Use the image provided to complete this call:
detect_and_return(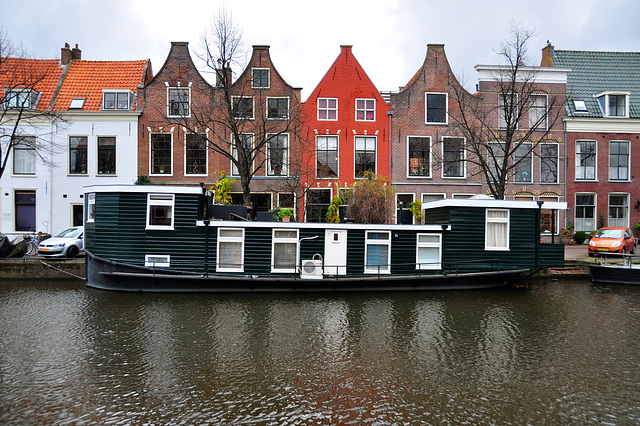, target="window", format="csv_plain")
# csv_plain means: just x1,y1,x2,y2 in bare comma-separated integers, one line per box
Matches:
609,140,629,181
145,255,170,268
15,190,36,232
271,229,299,273
69,136,88,174
87,193,95,222
365,231,391,274
575,193,595,232
540,143,558,183
573,100,588,113
267,97,288,119
72,204,83,227
185,133,207,175
69,98,85,109
487,142,506,183
146,193,174,230
167,88,190,116
13,136,36,175
442,137,465,178
609,193,629,228
316,136,338,178
498,93,517,130
103,91,130,110
529,94,547,130
150,133,172,175
232,97,254,119
217,228,244,272
355,98,375,121
485,209,509,251
252,68,270,88
575,140,596,180
408,136,431,177
318,98,337,120
97,137,116,175
267,134,288,176
306,189,331,222
539,196,559,234
416,234,442,270
425,93,447,124
278,193,294,209
514,143,533,183
231,134,253,176
596,92,629,118
422,193,445,204
355,136,376,177
4,88,36,109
